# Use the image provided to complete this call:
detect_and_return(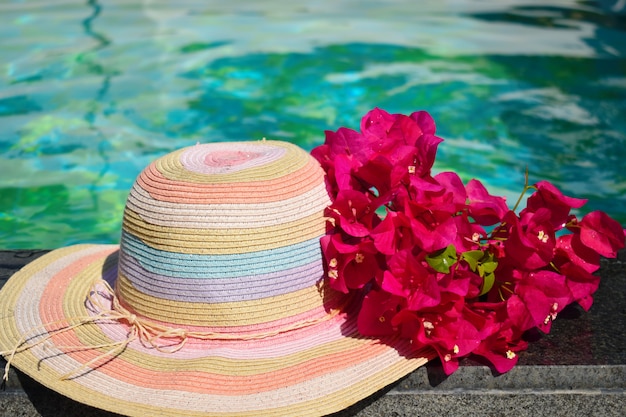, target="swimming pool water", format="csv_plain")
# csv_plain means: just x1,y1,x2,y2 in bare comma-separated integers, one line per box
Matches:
1,0,625,249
